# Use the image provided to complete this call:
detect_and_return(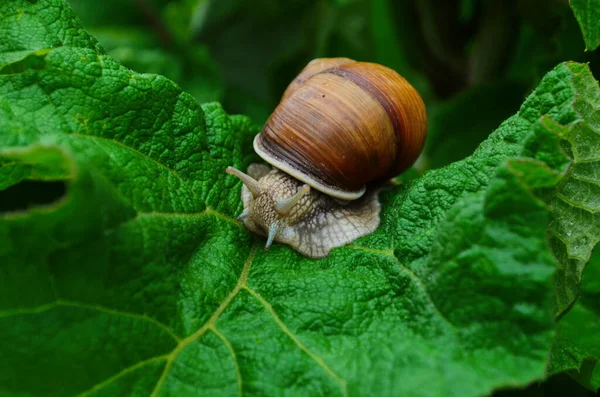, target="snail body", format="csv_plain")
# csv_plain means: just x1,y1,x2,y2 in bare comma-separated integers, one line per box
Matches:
226,58,427,258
